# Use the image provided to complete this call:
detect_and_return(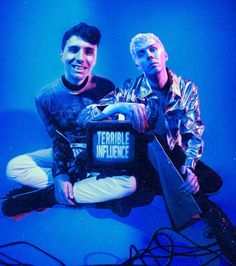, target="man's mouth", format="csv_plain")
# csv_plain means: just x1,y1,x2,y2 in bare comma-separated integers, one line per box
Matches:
149,62,158,69
72,65,87,71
